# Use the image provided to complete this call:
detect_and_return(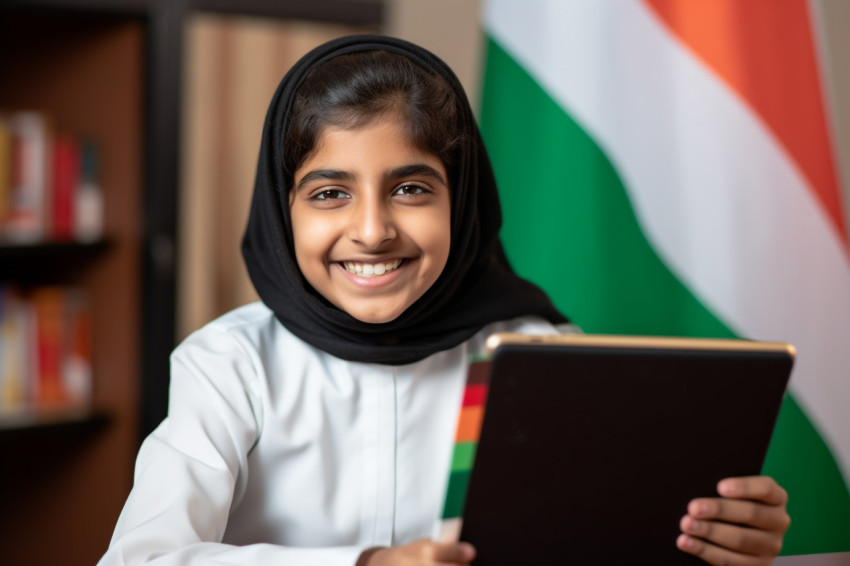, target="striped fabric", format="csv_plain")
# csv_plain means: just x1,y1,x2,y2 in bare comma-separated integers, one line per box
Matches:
436,358,491,541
